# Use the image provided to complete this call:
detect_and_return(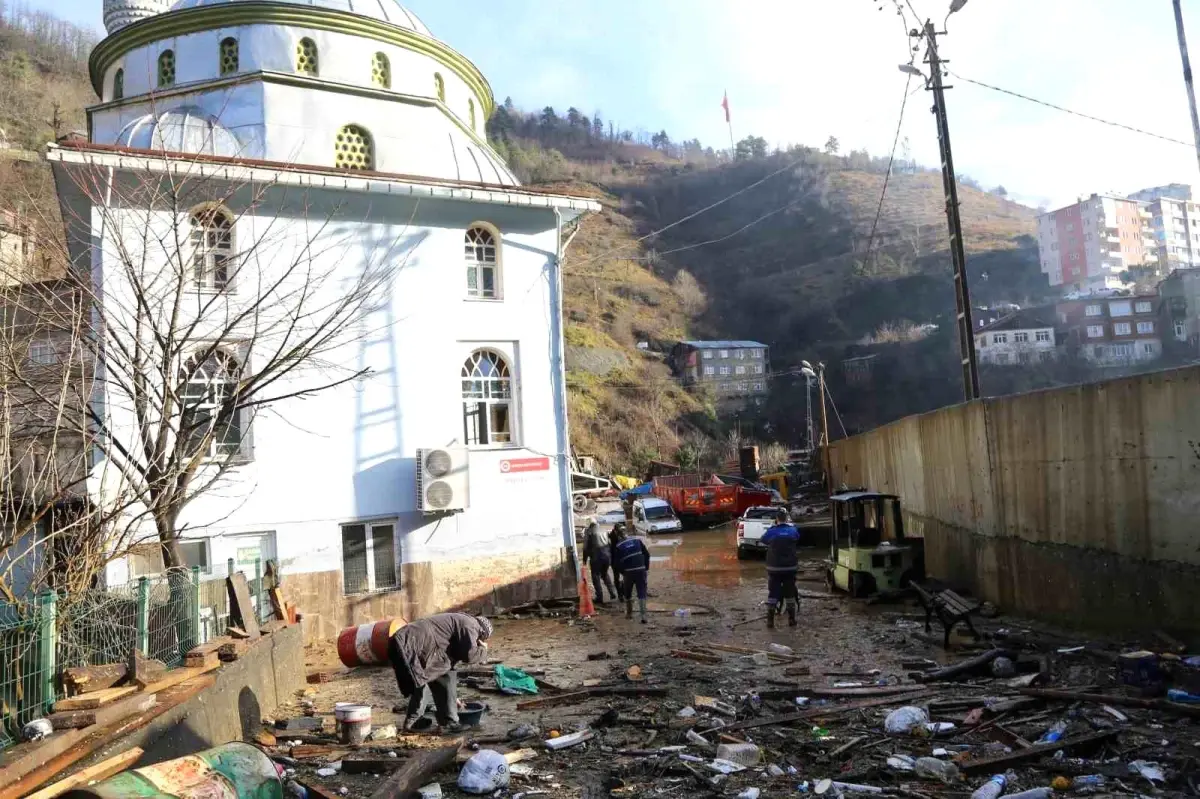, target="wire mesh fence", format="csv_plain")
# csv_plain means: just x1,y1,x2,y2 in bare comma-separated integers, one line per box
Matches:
0,598,53,751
